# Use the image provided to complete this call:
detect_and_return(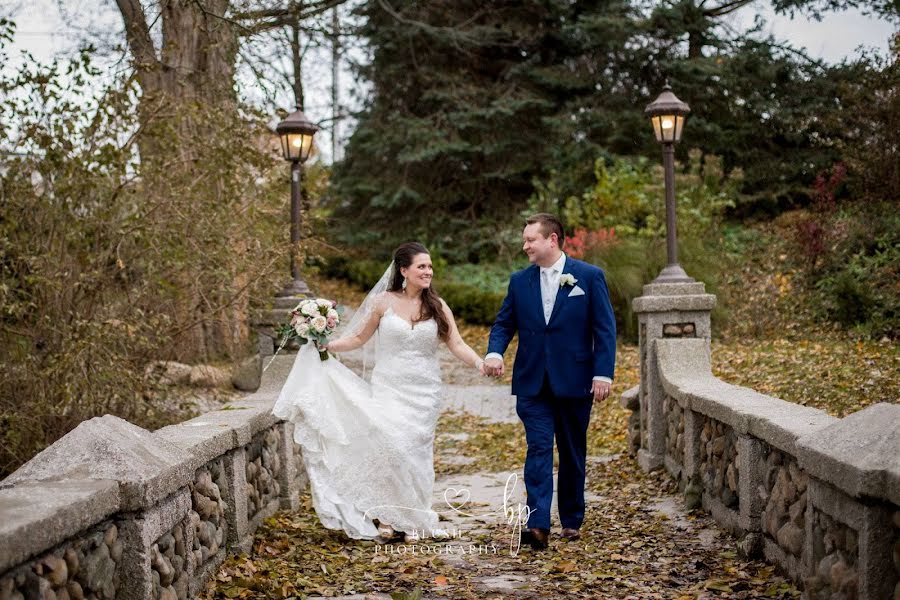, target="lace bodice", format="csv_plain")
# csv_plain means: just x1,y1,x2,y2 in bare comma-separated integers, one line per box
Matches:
375,306,440,363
